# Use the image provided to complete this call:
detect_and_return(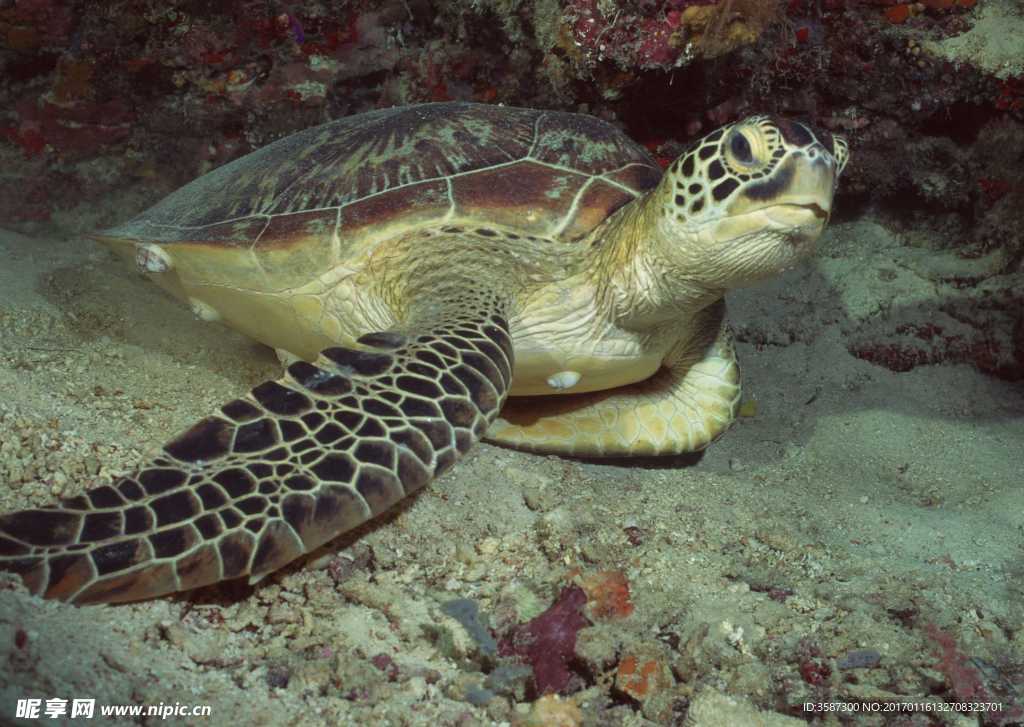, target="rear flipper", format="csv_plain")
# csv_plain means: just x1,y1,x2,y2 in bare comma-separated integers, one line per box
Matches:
0,295,512,604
